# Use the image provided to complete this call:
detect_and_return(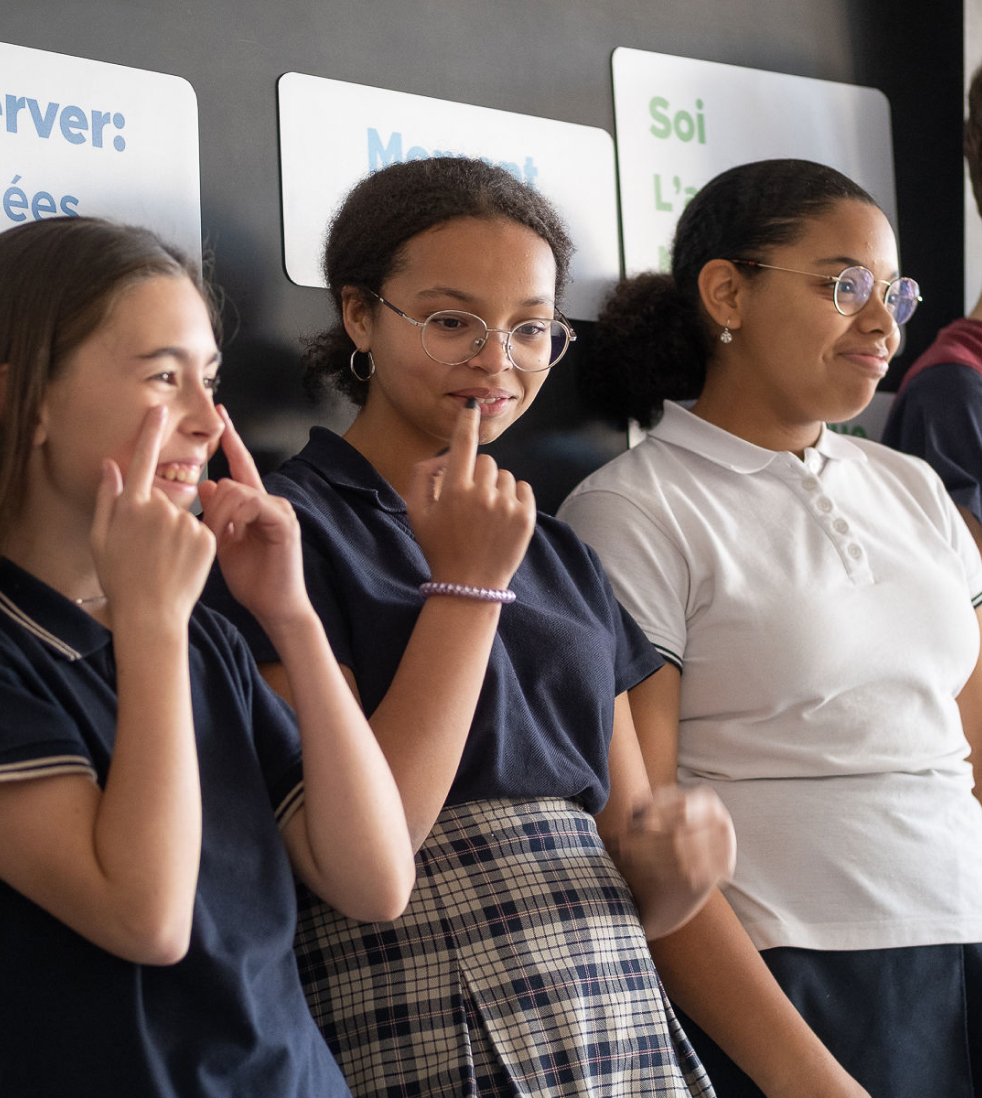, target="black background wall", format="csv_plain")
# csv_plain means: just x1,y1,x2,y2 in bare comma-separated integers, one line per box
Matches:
3,1,965,511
